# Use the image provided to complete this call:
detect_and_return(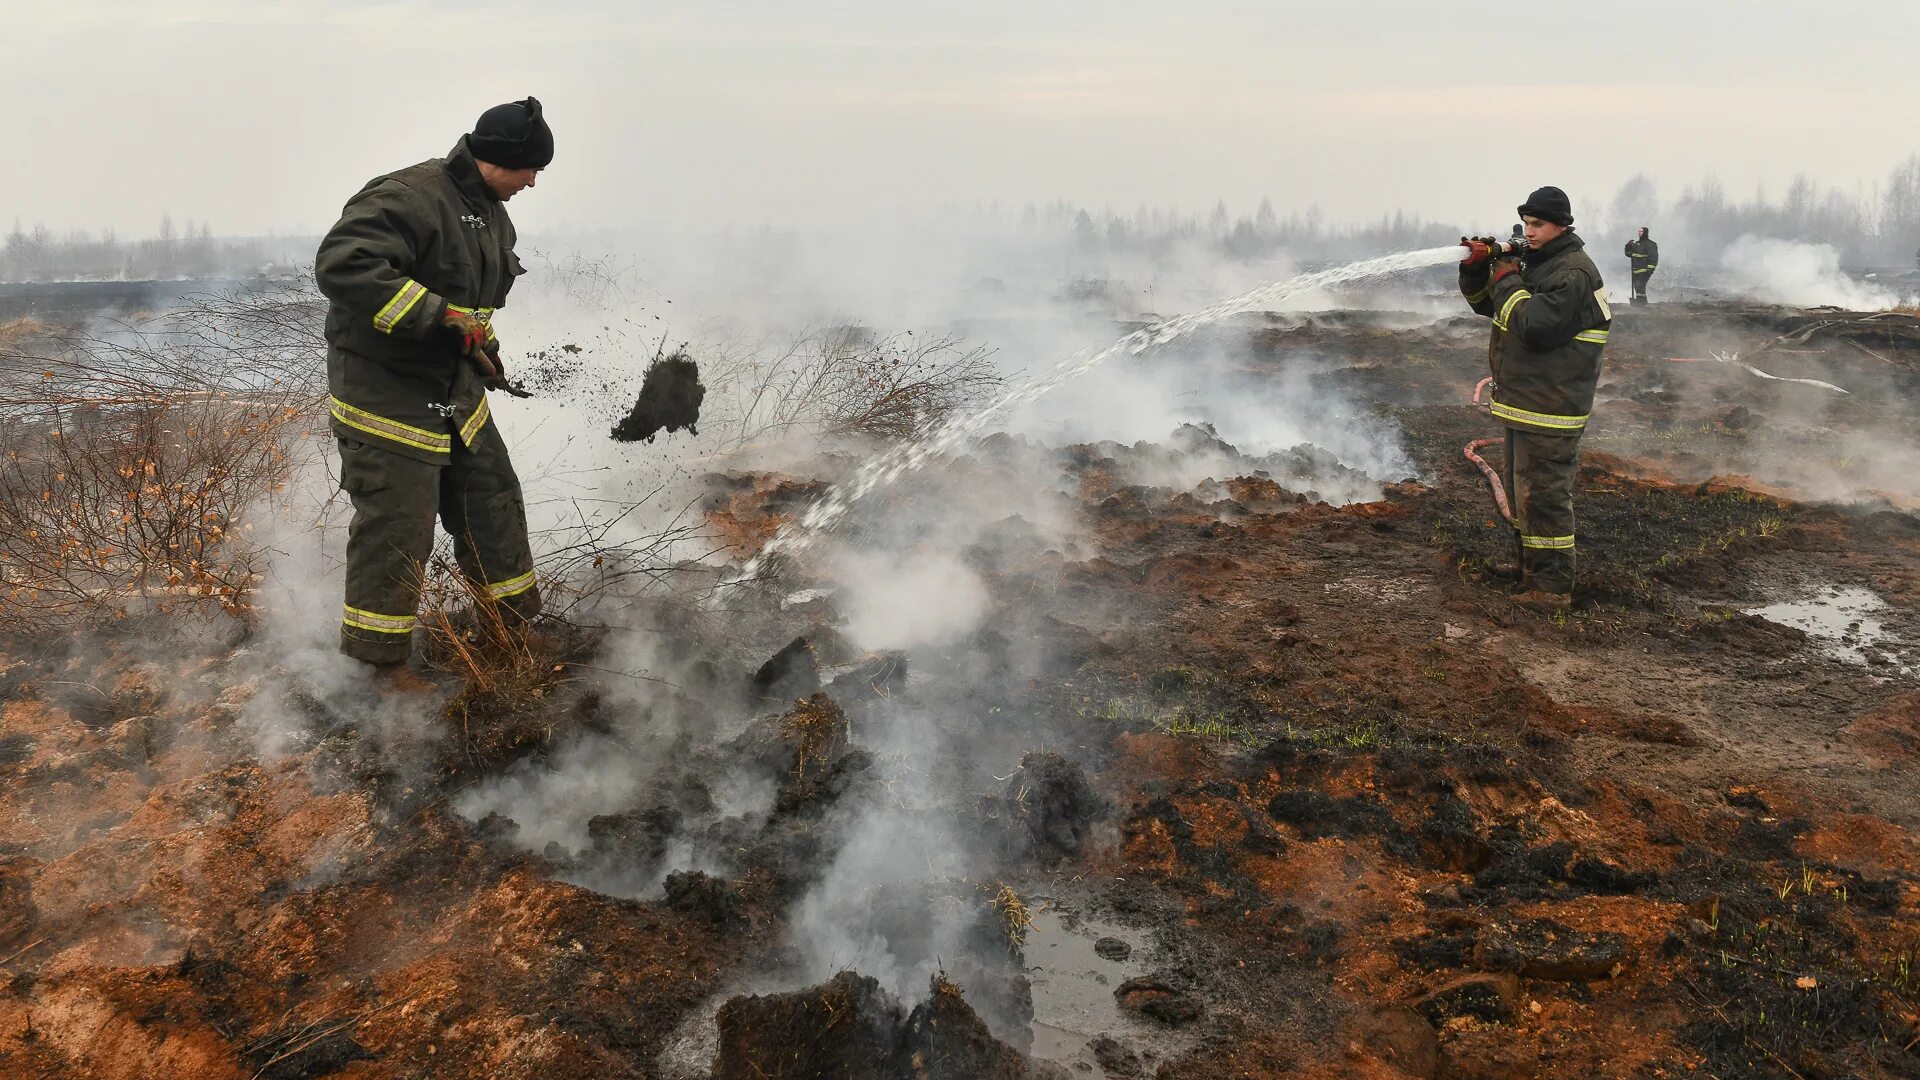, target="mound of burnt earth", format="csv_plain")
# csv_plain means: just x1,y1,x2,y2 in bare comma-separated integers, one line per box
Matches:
751,636,823,702
702,473,834,556
825,650,909,703
1065,423,1381,508
536,693,875,898
714,971,1051,1080
610,351,704,443
662,869,746,927
727,693,855,795
986,751,1110,866
582,803,684,878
